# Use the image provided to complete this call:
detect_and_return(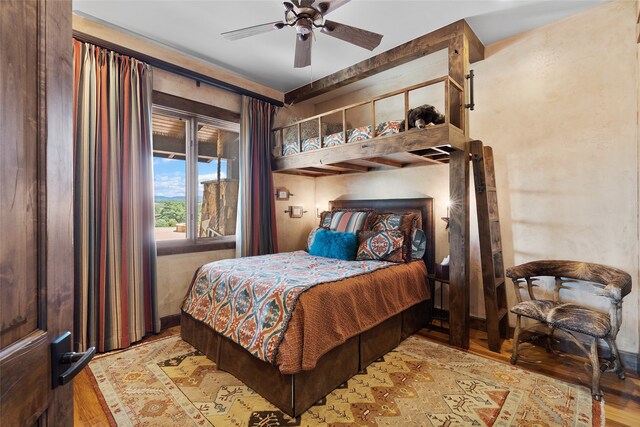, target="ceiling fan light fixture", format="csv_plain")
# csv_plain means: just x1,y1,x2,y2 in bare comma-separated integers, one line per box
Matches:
316,2,329,13
295,19,313,35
